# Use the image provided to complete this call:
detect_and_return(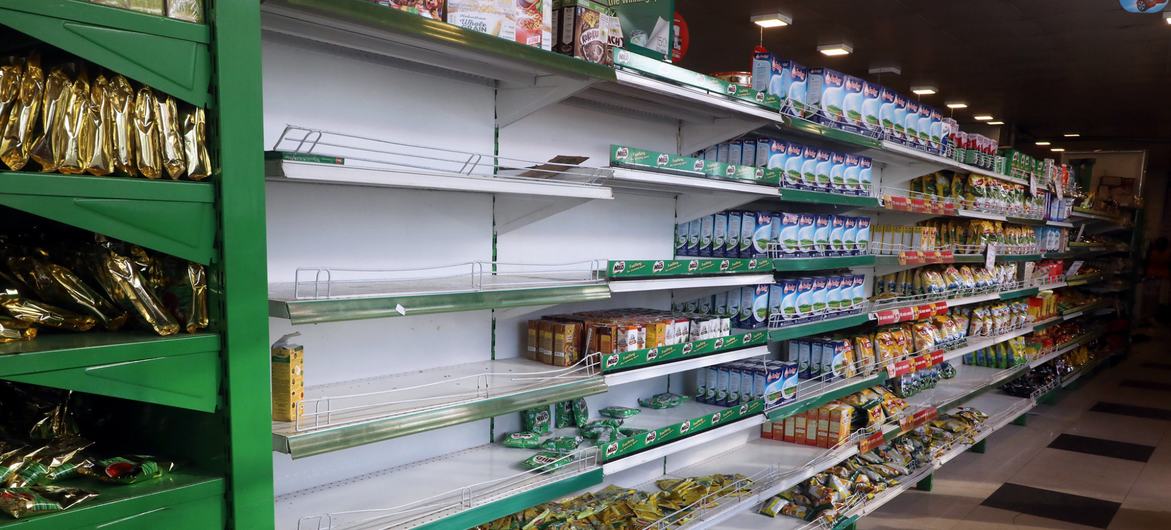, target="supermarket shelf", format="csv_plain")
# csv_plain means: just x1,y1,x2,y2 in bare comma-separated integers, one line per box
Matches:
777,189,881,209
906,364,1029,414
606,167,779,198
0,332,221,413
1036,281,1067,291
999,287,1039,300
765,372,887,421
1061,300,1108,321
771,256,875,272
942,326,1034,363
604,345,770,387
873,140,1028,185
0,0,211,106
272,357,607,458
609,274,775,293
1065,274,1104,287
1046,220,1076,228
601,330,769,374
600,399,766,465
0,470,225,530
601,412,765,476
608,258,773,280
1028,330,1103,369
1032,315,1062,330
1069,208,1124,223
768,314,871,343
996,253,1043,263
275,444,602,530
956,209,1007,222
0,172,217,265
266,157,614,200
945,291,1002,308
